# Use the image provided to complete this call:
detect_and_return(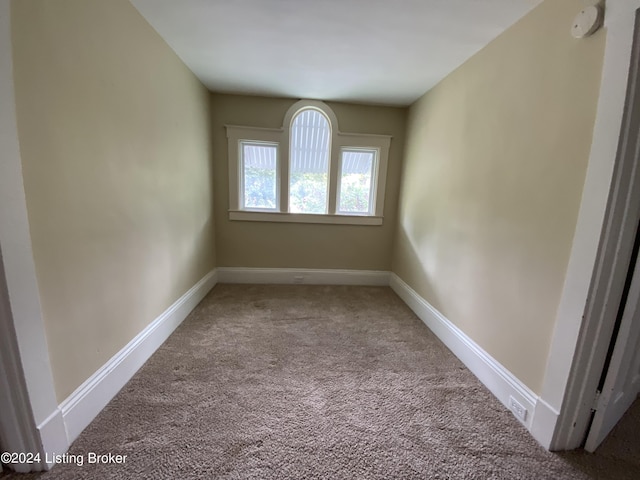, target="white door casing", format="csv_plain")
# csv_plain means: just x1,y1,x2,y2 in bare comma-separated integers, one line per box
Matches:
533,2,640,450
0,0,67,470
583,10,640,451
0,248,42,473
585,248,640,452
